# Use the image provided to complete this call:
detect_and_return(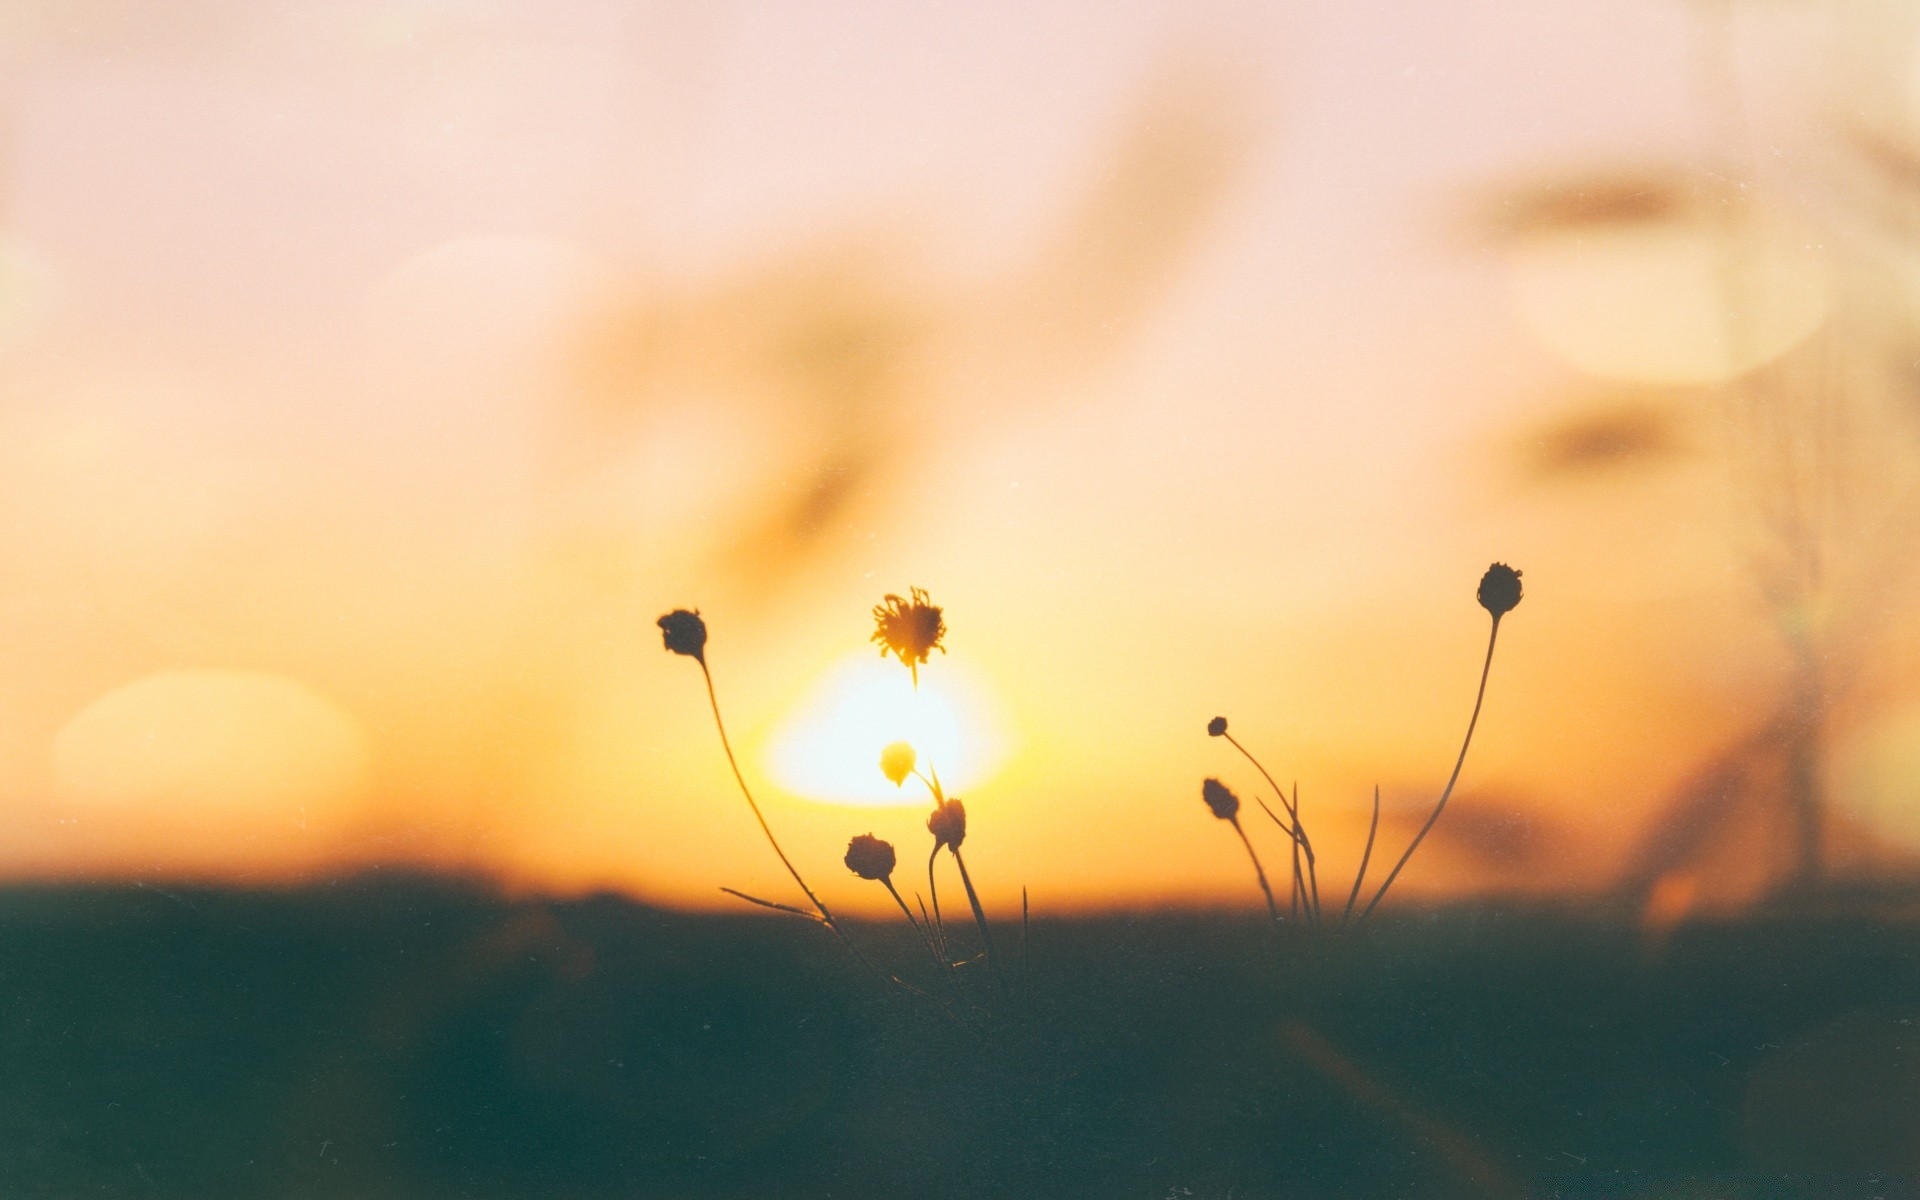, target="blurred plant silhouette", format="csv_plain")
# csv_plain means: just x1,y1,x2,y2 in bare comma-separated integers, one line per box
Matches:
562,65,1250,603
1446,6,1920,916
